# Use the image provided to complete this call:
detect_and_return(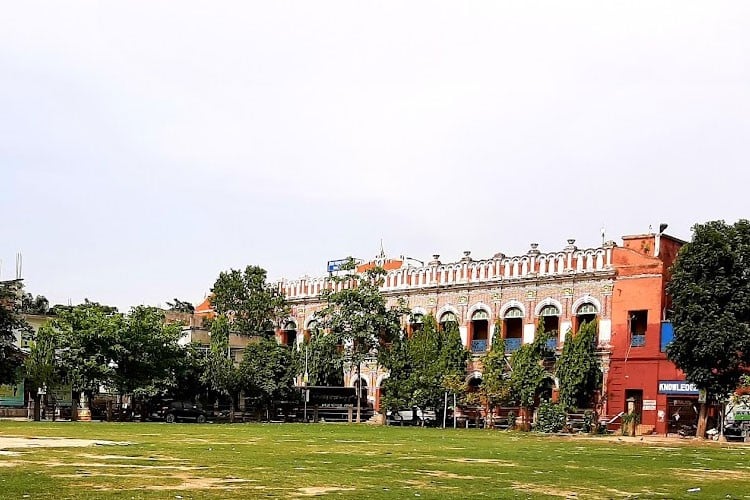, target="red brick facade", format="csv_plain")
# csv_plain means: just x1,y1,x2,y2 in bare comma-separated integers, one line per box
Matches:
276,233,687,430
